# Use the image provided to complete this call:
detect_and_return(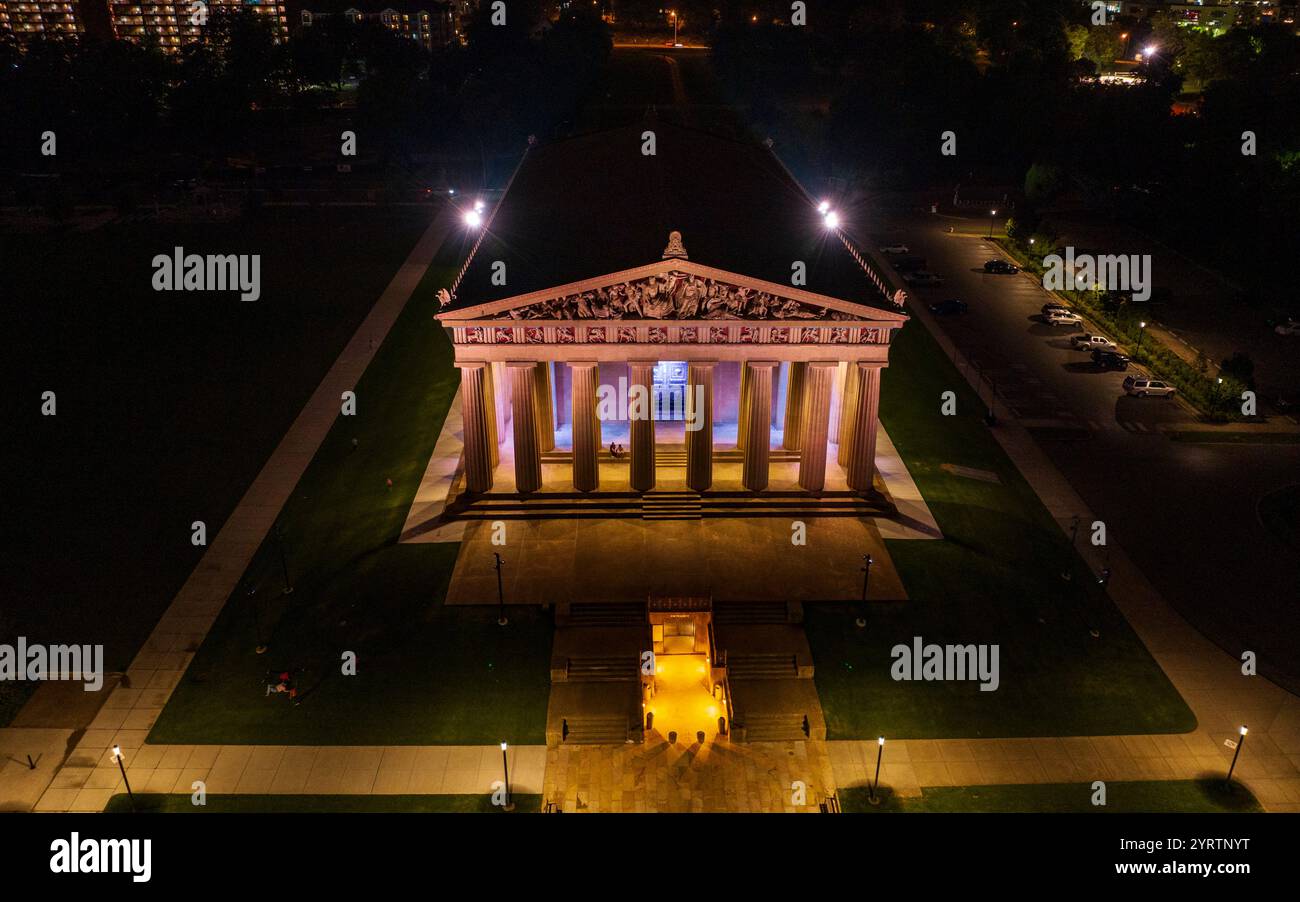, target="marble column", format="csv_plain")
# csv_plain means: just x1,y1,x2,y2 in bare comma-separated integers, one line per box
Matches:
482,361,500,469
570,361,601,493
782,361,808,450
491,361,510,455
686,361,716,493
534,361,555,453
741,361,777,492
629,360,656,493
798,361,838,493
844,363,883,495
836,358,861,467
507,361,542,494
736,361,752,451
457,362,494,494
